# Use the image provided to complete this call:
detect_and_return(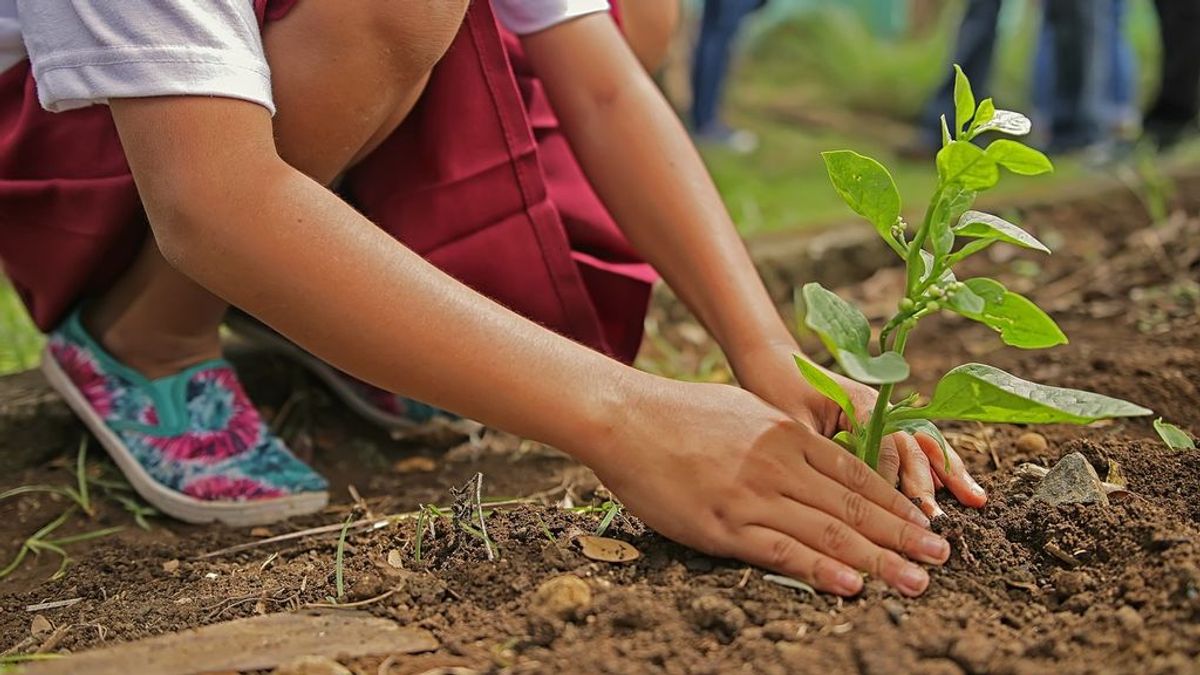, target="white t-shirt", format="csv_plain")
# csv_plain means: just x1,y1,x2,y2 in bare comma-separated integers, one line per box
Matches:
0,0,609,114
